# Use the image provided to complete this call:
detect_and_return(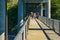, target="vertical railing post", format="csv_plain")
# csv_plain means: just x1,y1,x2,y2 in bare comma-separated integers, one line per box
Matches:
59,21,60,35
46,17,47,26
48,18,50,28
52,20,55,31
25,18,29,40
